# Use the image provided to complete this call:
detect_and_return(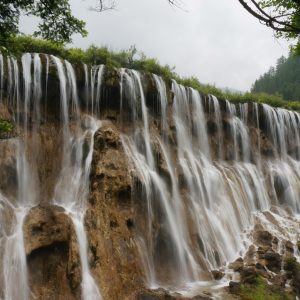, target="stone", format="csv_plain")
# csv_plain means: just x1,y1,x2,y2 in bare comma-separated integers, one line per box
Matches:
253,230,273,247
211,270,225,280
264,251,282,273
228,257,244,272
240,268,258,284
23,205,71,255
229,281,240,294
285,240,294,253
